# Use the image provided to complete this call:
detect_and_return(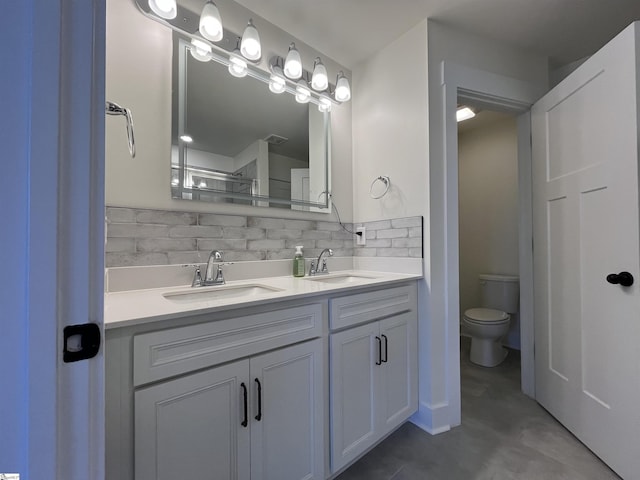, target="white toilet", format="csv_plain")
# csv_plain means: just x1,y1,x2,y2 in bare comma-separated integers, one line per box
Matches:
462,274,519,367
